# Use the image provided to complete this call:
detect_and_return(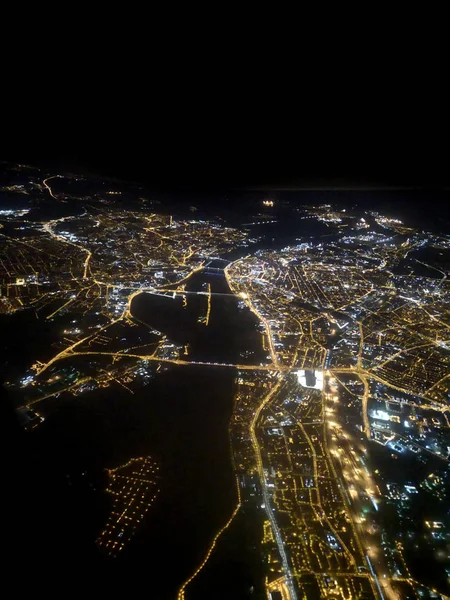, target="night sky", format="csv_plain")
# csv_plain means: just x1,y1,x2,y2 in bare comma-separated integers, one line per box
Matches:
3,91,450,198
